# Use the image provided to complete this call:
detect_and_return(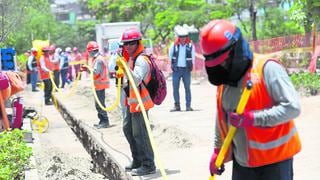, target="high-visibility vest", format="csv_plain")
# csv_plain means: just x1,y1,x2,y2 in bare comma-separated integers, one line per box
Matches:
217,57,301,167
51,54,60,71
127,55,154,113
92,56,110,90
39,56,52,80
